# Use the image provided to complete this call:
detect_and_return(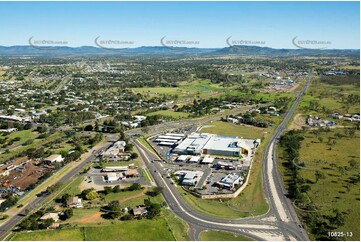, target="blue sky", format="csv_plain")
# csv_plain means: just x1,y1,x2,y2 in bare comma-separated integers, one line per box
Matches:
0,1,359,49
